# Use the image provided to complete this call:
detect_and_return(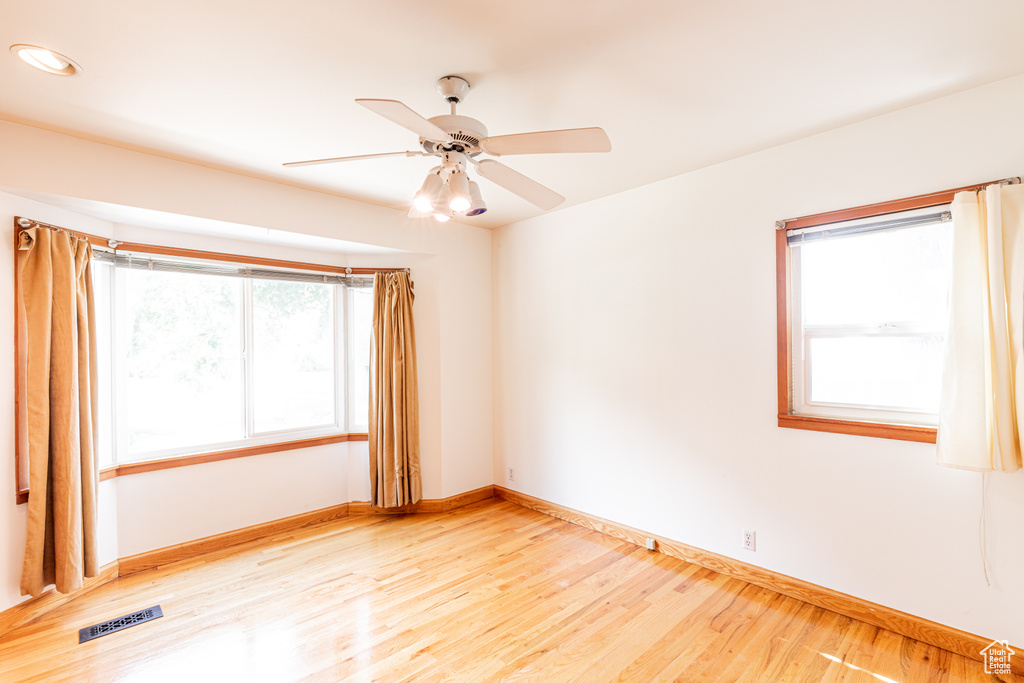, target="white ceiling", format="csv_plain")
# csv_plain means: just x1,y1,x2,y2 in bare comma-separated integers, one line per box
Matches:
3,0,1024,229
